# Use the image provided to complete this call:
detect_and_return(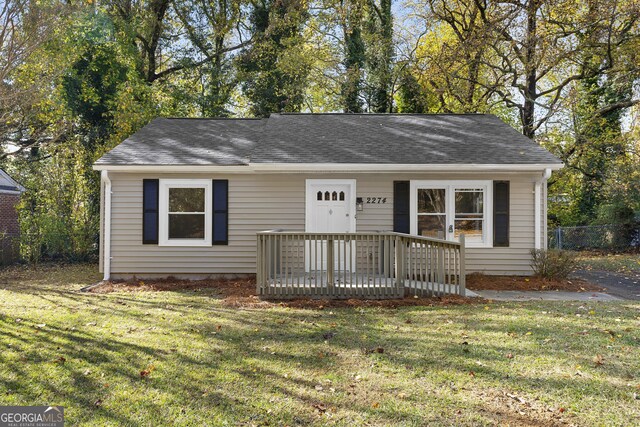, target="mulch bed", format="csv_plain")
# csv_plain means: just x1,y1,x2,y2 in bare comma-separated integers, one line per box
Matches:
87,272,606,309
224,294,479,309
89,277,256,297
88,277,482,308
466,273,604,292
